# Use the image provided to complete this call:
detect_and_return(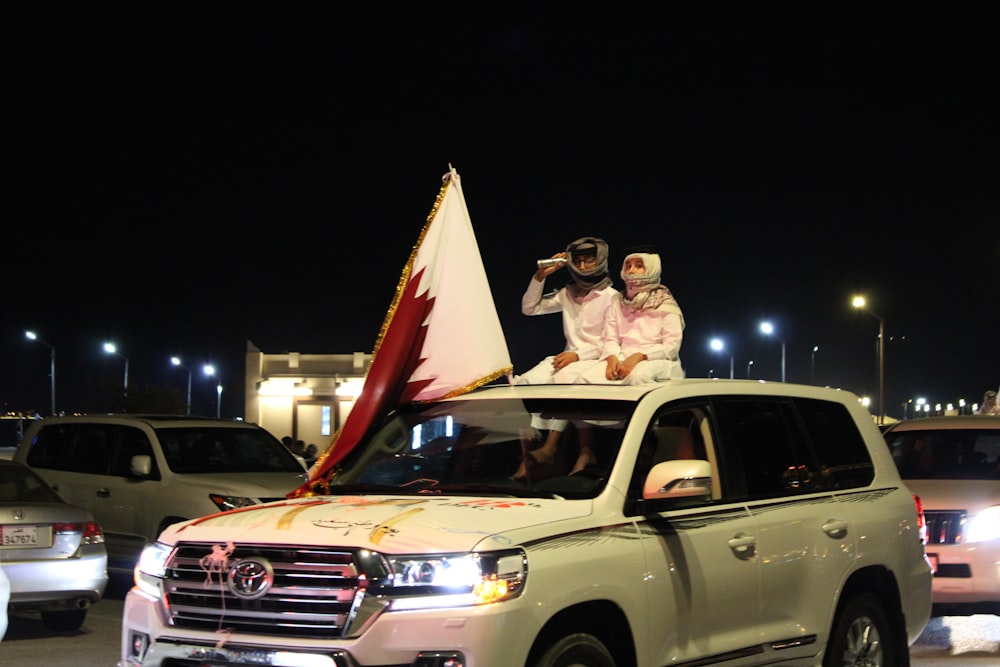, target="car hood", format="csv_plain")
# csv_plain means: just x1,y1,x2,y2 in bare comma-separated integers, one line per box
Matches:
163,494,593,553
904,479,999,513
168,471,308,499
